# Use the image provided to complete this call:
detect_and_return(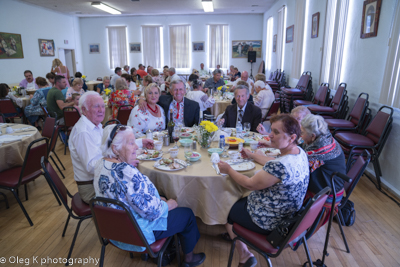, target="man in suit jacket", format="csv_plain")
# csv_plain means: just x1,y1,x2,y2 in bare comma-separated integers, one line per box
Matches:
219,85,261,132
138,80,200,127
